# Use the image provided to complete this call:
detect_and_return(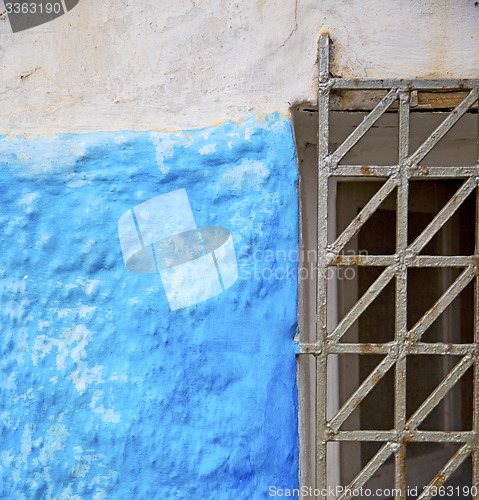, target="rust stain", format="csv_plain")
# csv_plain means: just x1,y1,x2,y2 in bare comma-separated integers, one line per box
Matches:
361,165,370,175
360,343,374,354
347,255,362,266
359,343,386,354
420,165,429,176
